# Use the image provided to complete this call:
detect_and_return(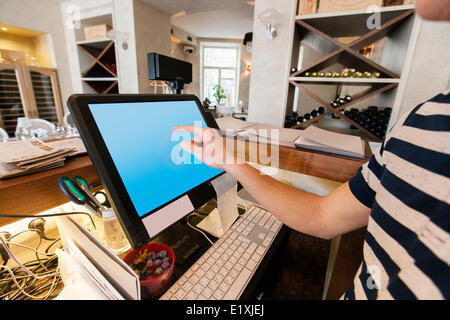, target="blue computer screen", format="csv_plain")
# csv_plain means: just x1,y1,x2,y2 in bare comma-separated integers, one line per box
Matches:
89,100,223,217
